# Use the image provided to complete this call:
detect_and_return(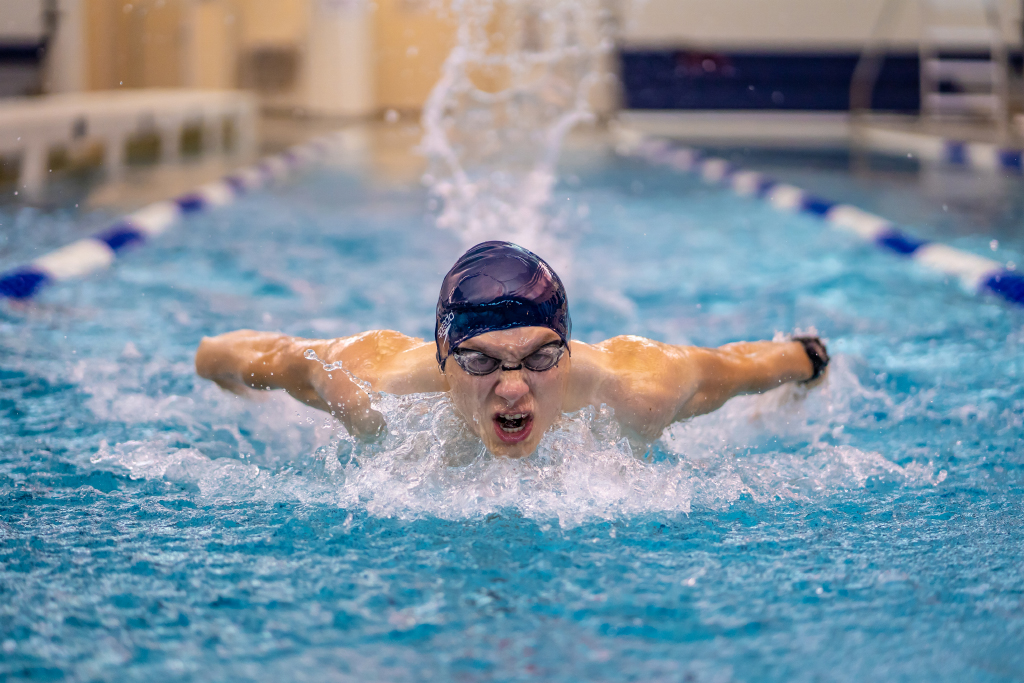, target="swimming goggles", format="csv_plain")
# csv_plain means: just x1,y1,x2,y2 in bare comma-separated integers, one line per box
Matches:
451,342,565,376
